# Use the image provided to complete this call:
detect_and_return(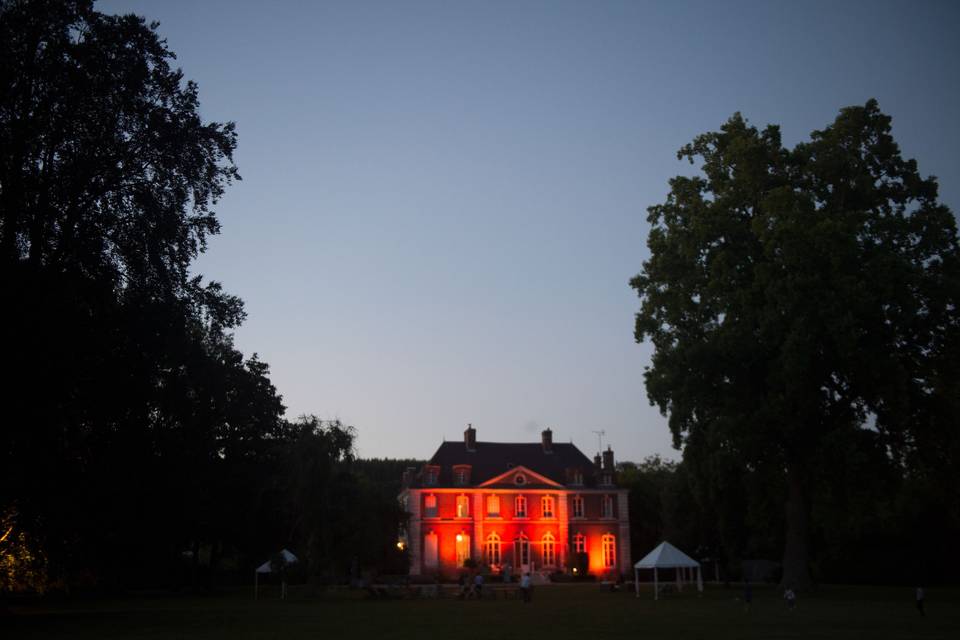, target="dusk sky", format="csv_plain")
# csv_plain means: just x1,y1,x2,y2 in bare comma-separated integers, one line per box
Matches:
100,0,960,462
